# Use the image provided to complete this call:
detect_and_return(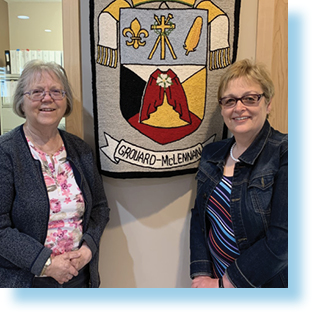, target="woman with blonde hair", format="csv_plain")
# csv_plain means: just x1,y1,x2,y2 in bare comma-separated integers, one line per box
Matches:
190,59,288,288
